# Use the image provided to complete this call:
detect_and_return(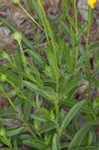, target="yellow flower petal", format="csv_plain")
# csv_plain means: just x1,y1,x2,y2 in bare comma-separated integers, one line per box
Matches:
88,0,97,8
